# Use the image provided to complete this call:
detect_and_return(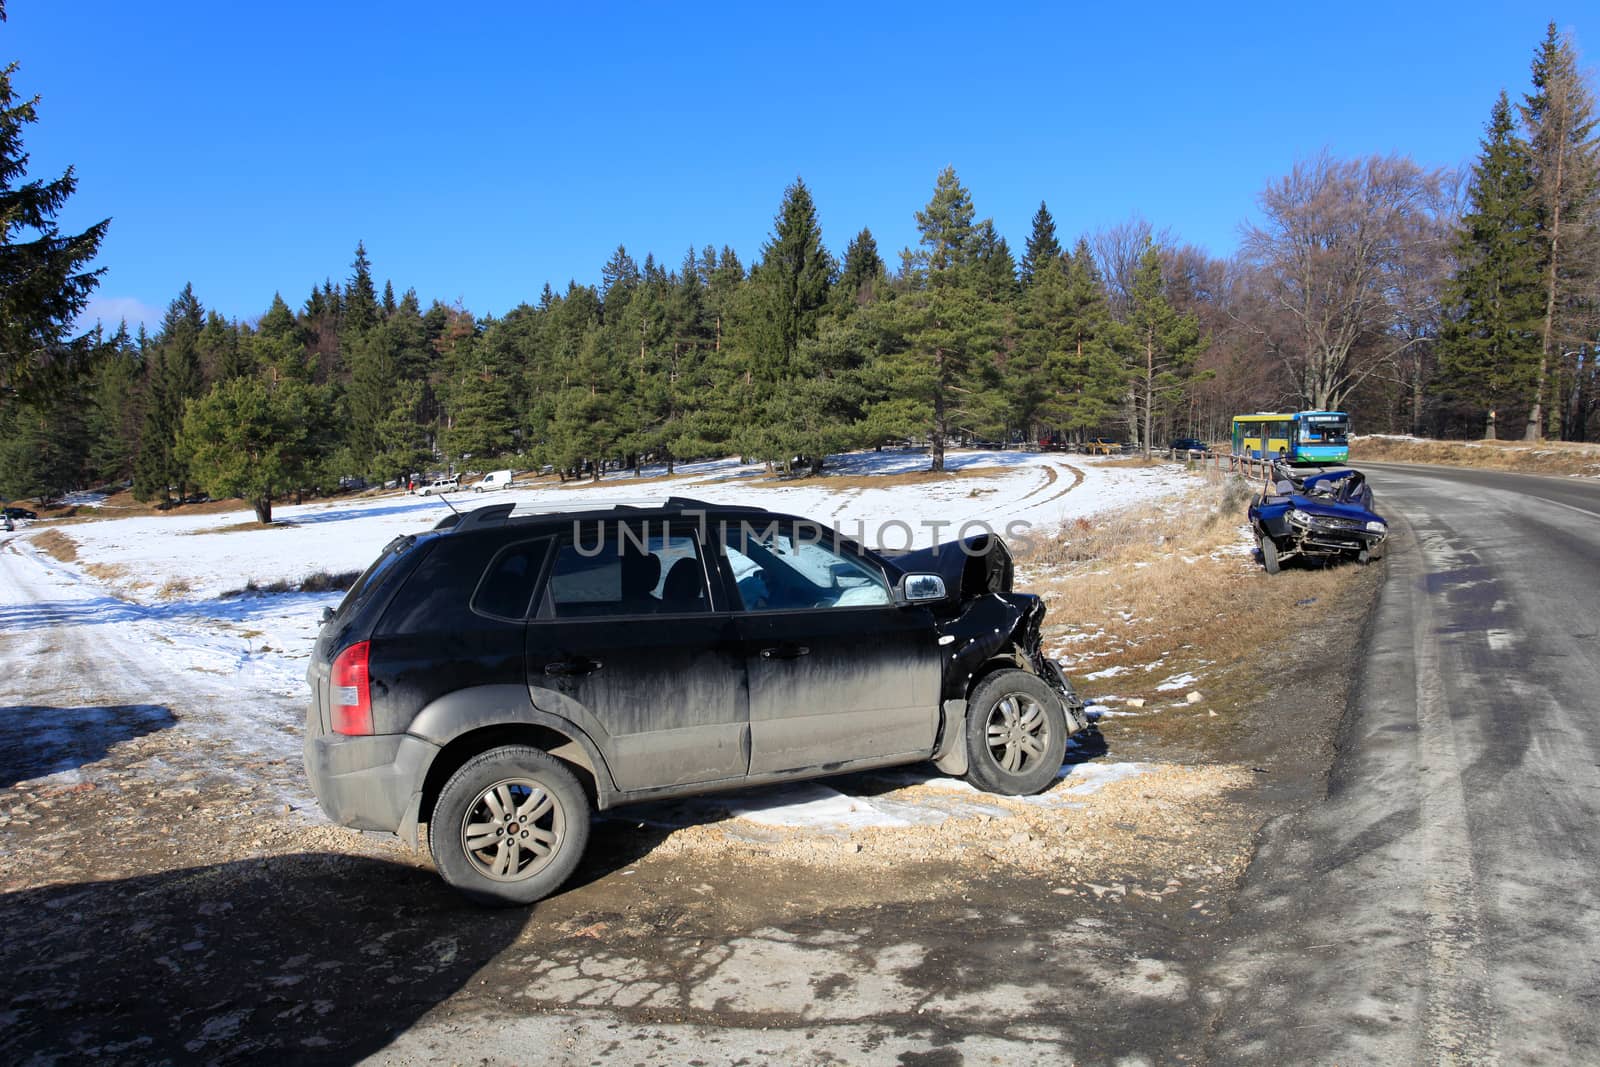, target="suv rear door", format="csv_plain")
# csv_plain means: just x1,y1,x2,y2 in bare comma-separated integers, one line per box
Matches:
527,519,748,792
715,519,941,775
